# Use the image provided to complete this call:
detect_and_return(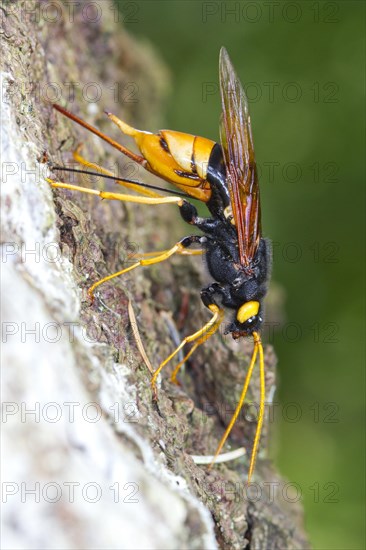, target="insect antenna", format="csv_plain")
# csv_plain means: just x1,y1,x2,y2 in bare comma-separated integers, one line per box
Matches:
247,332,265,483
209,331,265,484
